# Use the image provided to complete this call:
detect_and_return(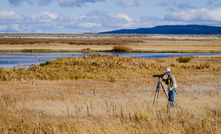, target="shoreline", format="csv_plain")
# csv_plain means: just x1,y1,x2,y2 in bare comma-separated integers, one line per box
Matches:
1,33,221,40
0,49,221,53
